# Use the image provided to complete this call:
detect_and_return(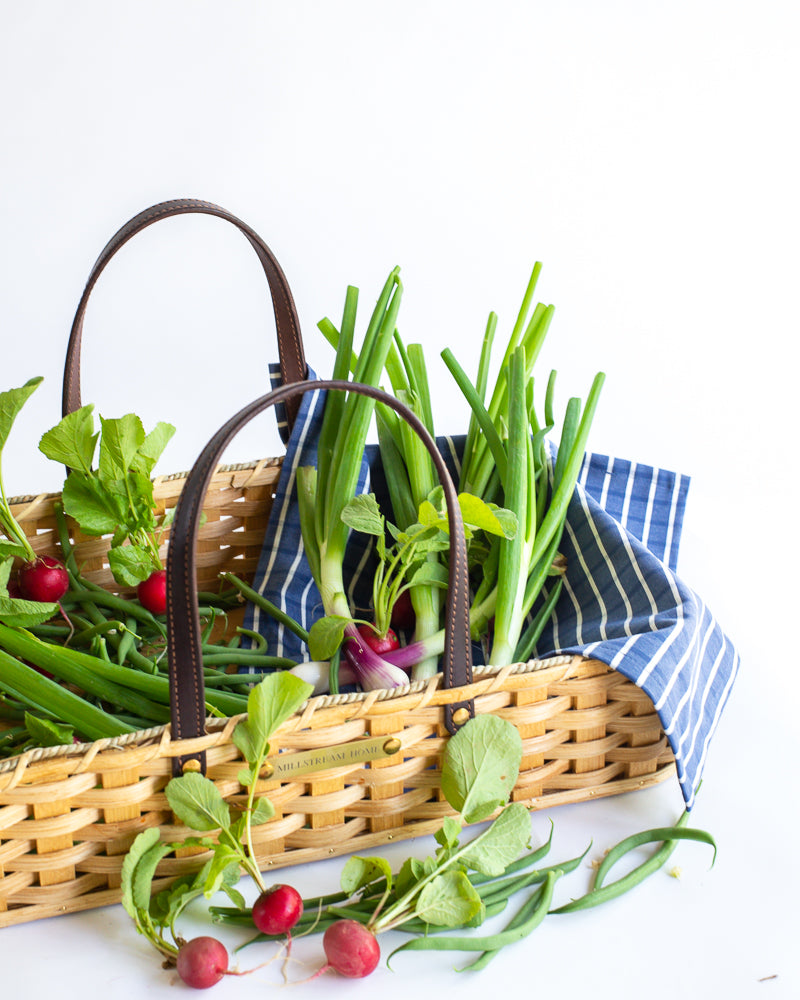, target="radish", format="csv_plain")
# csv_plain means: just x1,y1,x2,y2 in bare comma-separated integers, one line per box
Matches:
251,883,303,936
137,569,167,615
356,623,400,656
175,936,229,989
17,555,69,604
390,589,415,631
322,919,380,978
